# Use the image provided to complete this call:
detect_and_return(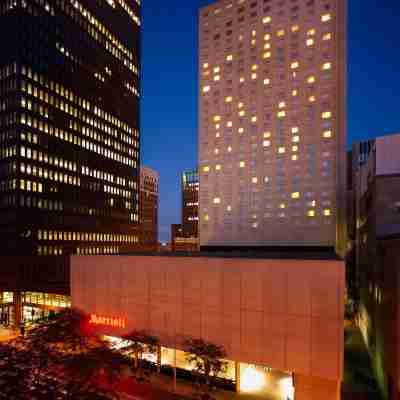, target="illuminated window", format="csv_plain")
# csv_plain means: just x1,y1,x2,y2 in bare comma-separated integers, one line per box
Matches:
213,197,221,204
213,67,220,73
251,64,258,71
213,75,220,81
227,146,232,152
291,25,299,32
263,16,271,24
279,203,286,209
278,146,286,154
323,33,332,41
322,14,331,22
264,43,271,50
263,132,271,138
239,76,245,83
307,29,316,36
239,161,245,168
227,205,232,212
238,102,244,109
279,101,286,109
226,54,233,61
251,73,257,80
292,127,299,134
323,130,332,138
203,63,209,69
307,210,316,217
251,116,257,123
264,34,271,41
204,214,209,221
306,38,314,46
263,140,271,147
216,164,221,171
252,177,258,184
277,111,286,118
263,78,270,85
227,121,233,127
291,192,300,199
292,89,298,96
263,52,271,59
239,110,245,117
324,209,332,216
213,115,221,122
238,127,244,133
225,96,233,103
202,86,210,93
292,136,300,143
322,62,332,70
277,29,285,37
291,154,298,161
292,145,298,152
309,95,316,102
203,166,210,172
322,111,332,119
307,76,316,84
291,61,299,69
